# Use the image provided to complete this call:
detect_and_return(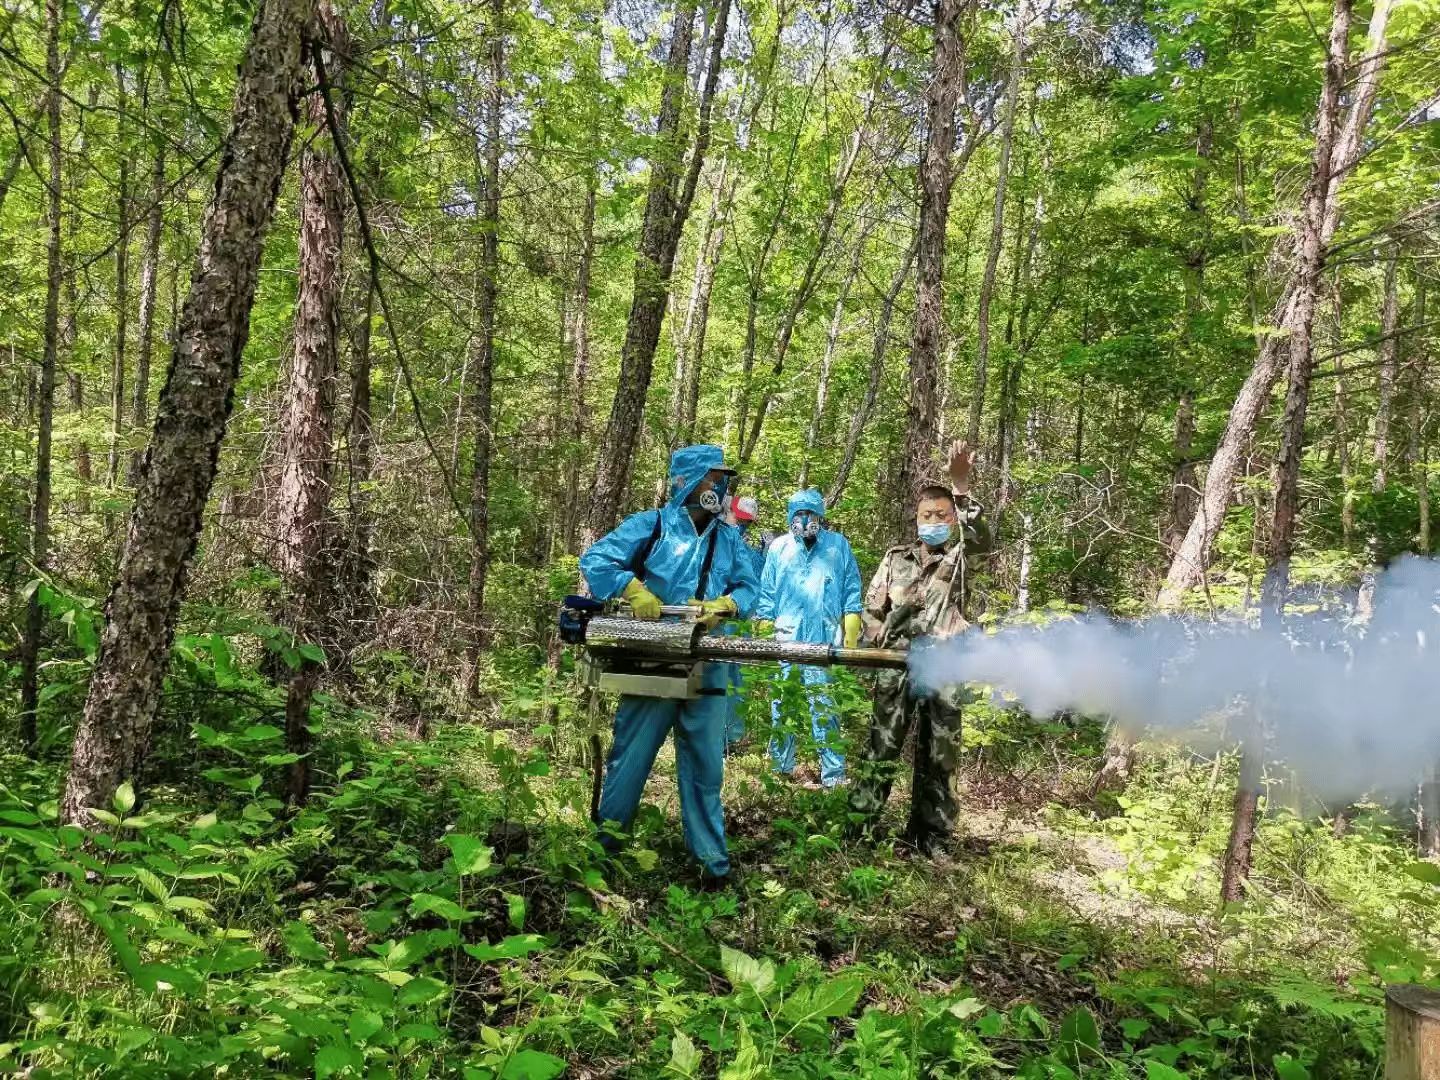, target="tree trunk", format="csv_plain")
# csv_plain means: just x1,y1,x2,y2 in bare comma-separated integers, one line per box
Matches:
1337,356,1356,547
967,0,1025,447
344,276,376,613
1373,241,1400,491
130,132,165,484
1163,118,1213,554
1222,0,1354,903
274,0,348,803
465,0,504,699
18,0,64,754
1422,765,1440,858
828,231,919,510
1158,0,1391,606
61,0,314,824
584,0,728,542
108,61,130,519
1220,746,1262,904
895,0,965,529
738,48,888,464
561,179,596,553
1414,270,1430,554
1258,0,1354,622
800,223,870,488
666,151,735,470
1014,407,1038,611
